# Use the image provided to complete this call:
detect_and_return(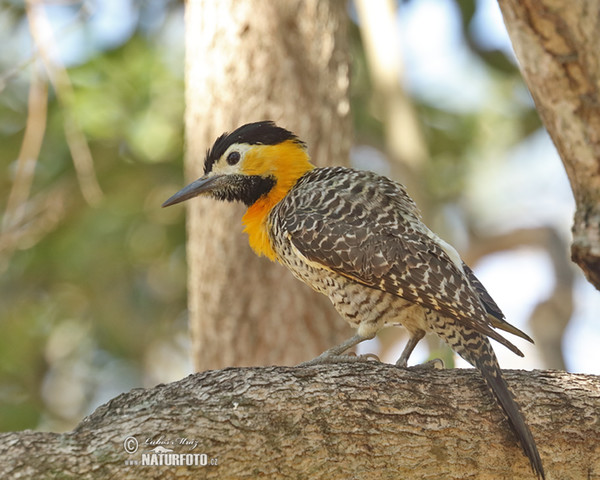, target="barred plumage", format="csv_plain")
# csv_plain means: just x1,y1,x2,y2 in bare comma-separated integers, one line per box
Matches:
271,167,533,352
163,121,545,479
